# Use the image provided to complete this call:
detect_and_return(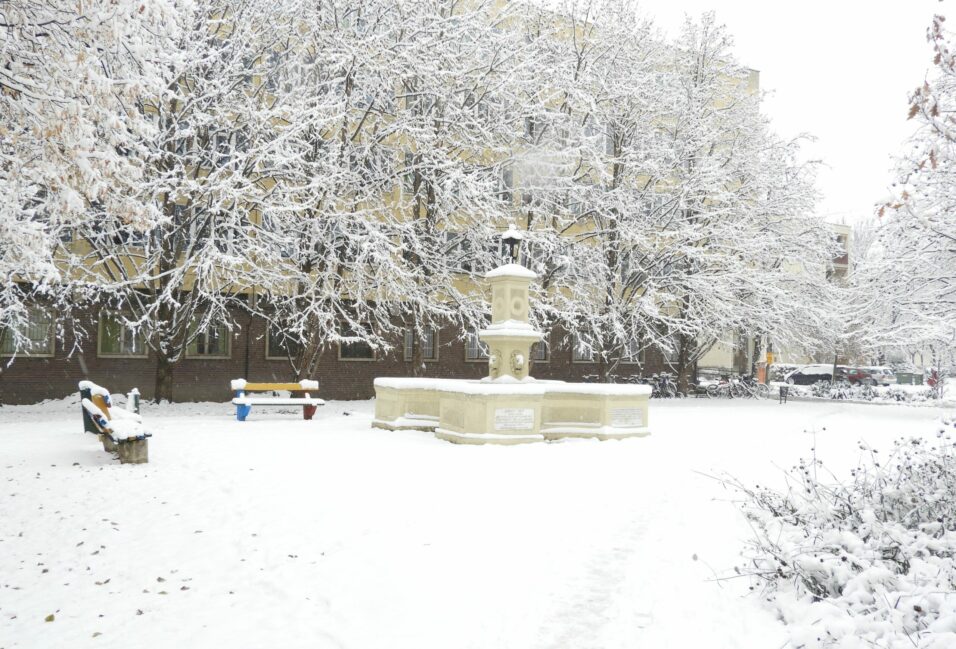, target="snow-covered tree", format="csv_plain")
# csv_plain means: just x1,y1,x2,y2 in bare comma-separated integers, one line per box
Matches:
2,0,838,397
259,0,548,378
523,11,834,386
853,13,956,361
0,0,174,354
72,0,303,401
